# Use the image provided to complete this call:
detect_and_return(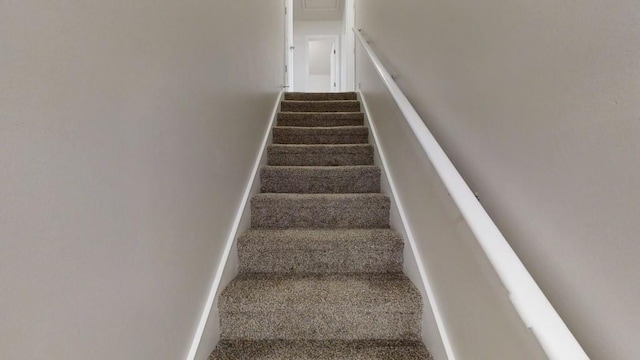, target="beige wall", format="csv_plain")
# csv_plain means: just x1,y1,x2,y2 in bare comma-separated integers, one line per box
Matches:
356,1,640,359
358,41,548,360
0,1,283,359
